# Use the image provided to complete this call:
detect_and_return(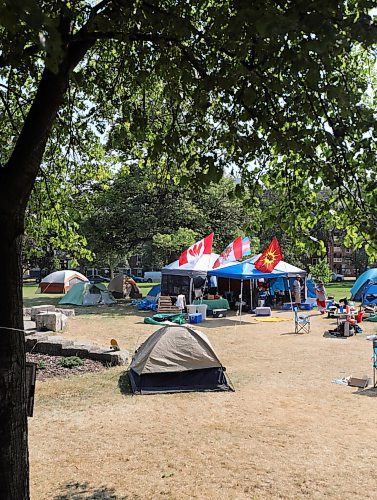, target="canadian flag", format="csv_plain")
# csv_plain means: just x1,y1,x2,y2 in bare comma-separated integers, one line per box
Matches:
178,233,214,266
213,236,243,269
